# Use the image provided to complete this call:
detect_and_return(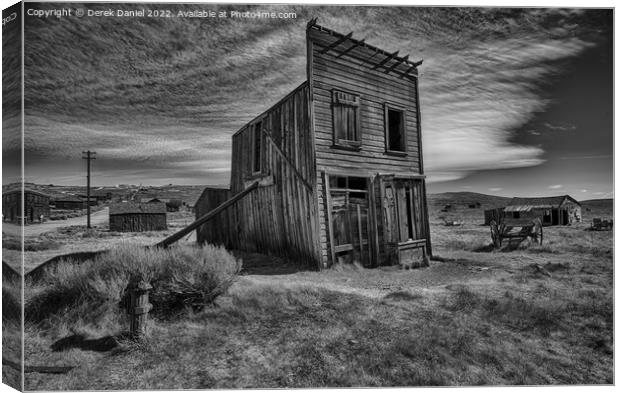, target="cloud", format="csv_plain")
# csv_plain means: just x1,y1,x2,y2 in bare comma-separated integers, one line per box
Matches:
544,122,577,132
581,189,588,192
13,6,610,185
548,185,563,189
488,187,503,192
